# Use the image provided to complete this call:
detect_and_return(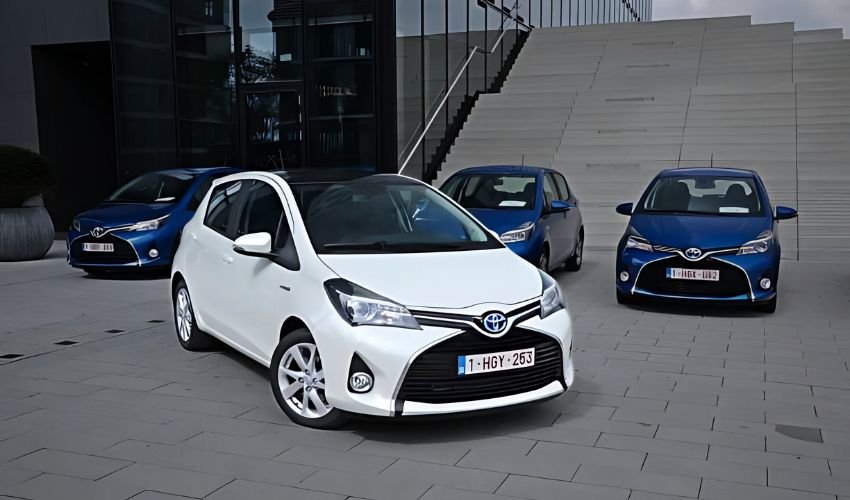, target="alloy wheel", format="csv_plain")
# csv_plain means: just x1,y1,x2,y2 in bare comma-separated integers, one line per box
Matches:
539,252,549,272
175,288,192,342
277,342,332,419
575,236,583,265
